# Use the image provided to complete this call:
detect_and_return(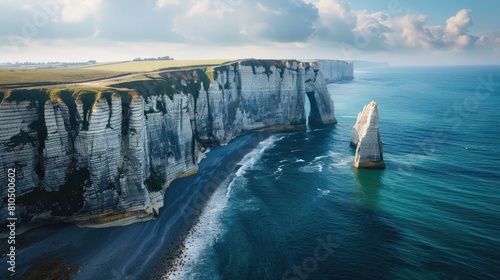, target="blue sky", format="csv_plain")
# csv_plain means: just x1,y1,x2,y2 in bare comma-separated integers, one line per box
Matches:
0,0,499,65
